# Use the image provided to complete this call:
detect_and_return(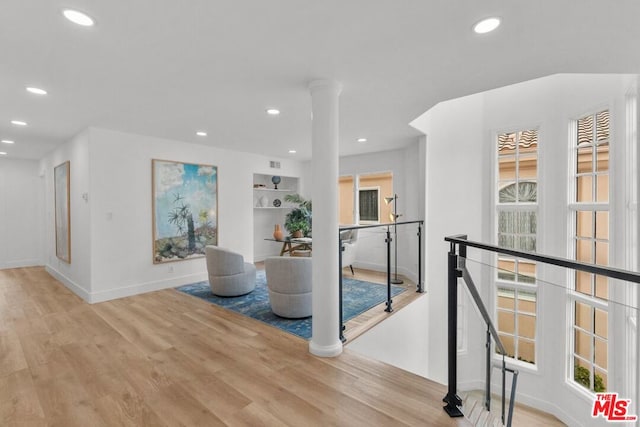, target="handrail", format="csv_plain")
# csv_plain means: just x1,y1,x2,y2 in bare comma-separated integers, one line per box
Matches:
445,234,640,284
337,220,424,342
460,264,506,355
339,219,424,231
